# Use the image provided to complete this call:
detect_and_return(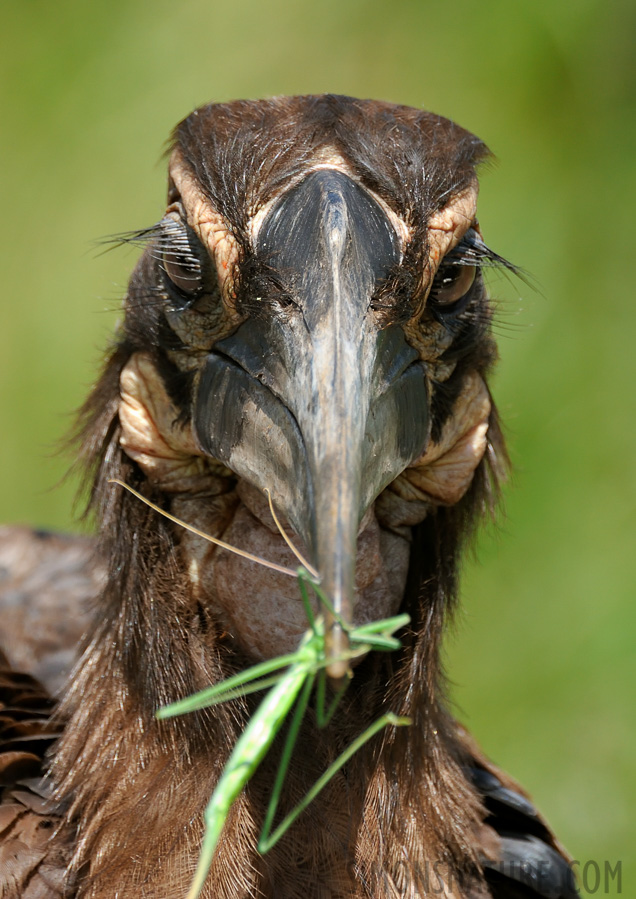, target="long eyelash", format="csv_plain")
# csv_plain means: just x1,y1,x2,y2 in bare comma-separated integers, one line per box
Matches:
448,230,540,295
445,230,518,273
96,220,202,270
95,222,164,255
